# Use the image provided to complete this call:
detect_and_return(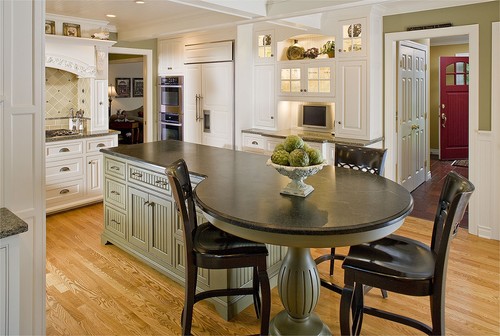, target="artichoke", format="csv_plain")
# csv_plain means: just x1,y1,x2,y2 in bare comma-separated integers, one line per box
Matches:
271,149,290,166
306,147,323,165
289,148,310,167
283,135,304,152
